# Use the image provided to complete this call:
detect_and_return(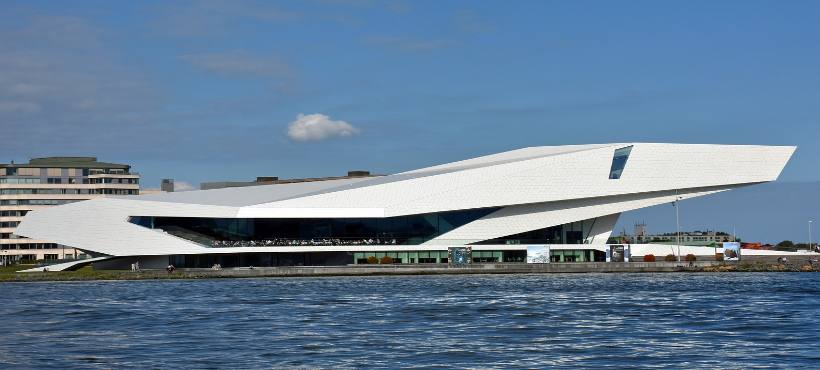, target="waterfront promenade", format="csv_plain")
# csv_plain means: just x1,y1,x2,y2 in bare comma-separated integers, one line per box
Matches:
2,259,817,282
